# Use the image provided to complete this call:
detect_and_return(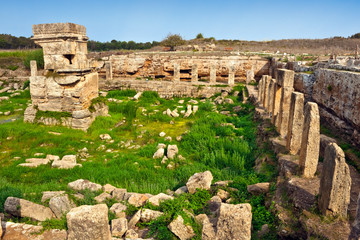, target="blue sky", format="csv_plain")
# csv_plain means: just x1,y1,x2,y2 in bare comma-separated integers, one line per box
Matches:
1,0,359,42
